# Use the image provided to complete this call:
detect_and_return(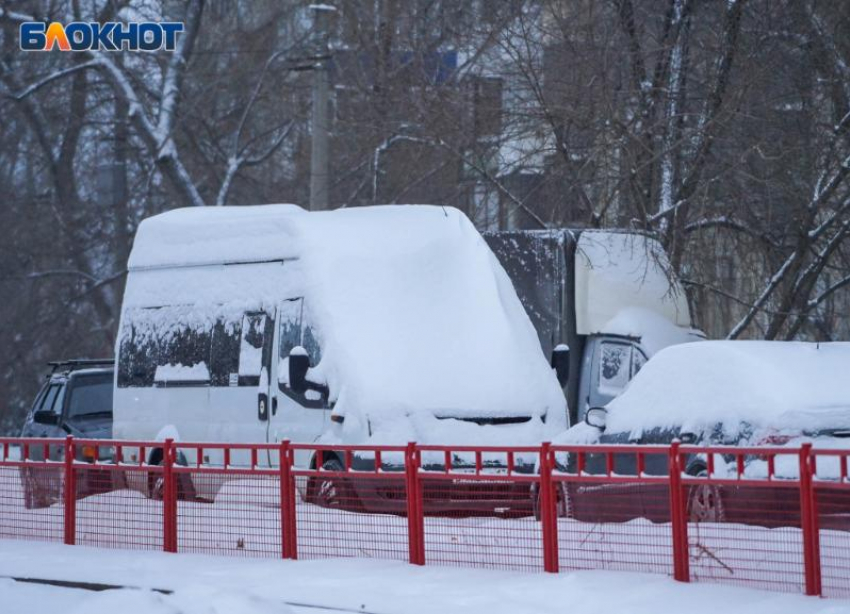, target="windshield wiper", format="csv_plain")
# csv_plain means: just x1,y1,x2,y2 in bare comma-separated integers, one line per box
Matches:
70,411,113,419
